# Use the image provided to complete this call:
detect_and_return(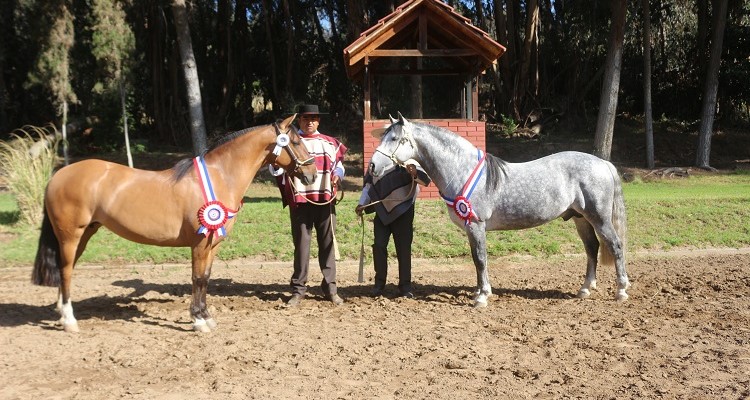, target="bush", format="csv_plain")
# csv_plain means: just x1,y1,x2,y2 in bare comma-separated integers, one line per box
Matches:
0,125,60,226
